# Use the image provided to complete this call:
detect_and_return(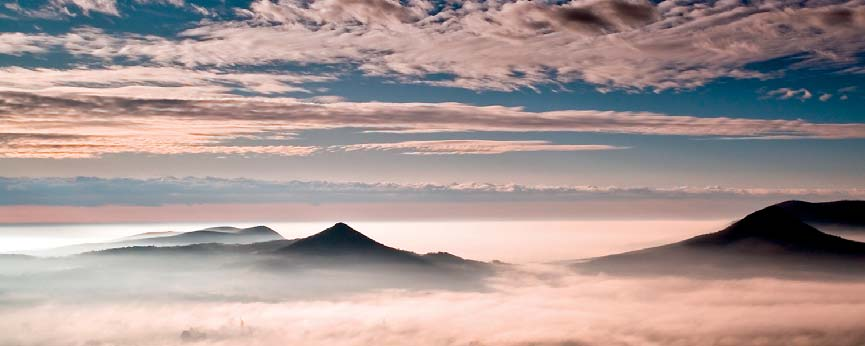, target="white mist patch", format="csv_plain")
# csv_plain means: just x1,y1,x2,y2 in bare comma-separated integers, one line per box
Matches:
2,266,864,346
